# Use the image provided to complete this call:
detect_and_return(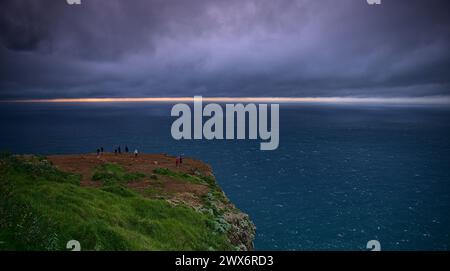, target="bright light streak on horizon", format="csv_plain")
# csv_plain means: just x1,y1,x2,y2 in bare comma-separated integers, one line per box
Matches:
2,96,450,105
